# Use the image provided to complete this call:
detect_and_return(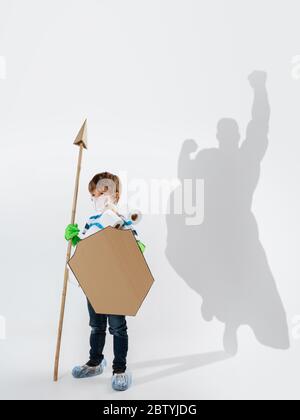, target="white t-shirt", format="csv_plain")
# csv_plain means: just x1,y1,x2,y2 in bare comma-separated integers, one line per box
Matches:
79,207,140,241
